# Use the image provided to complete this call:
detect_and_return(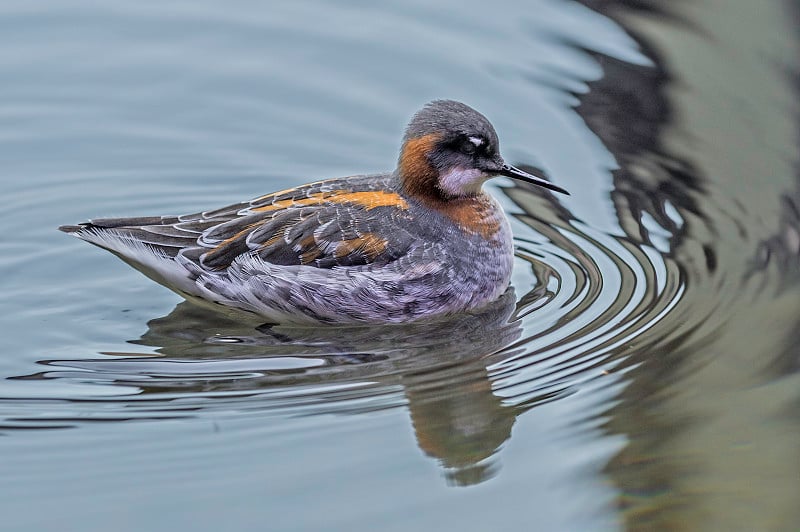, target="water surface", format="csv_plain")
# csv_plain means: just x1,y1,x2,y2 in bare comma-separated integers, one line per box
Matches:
1,1,799,530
